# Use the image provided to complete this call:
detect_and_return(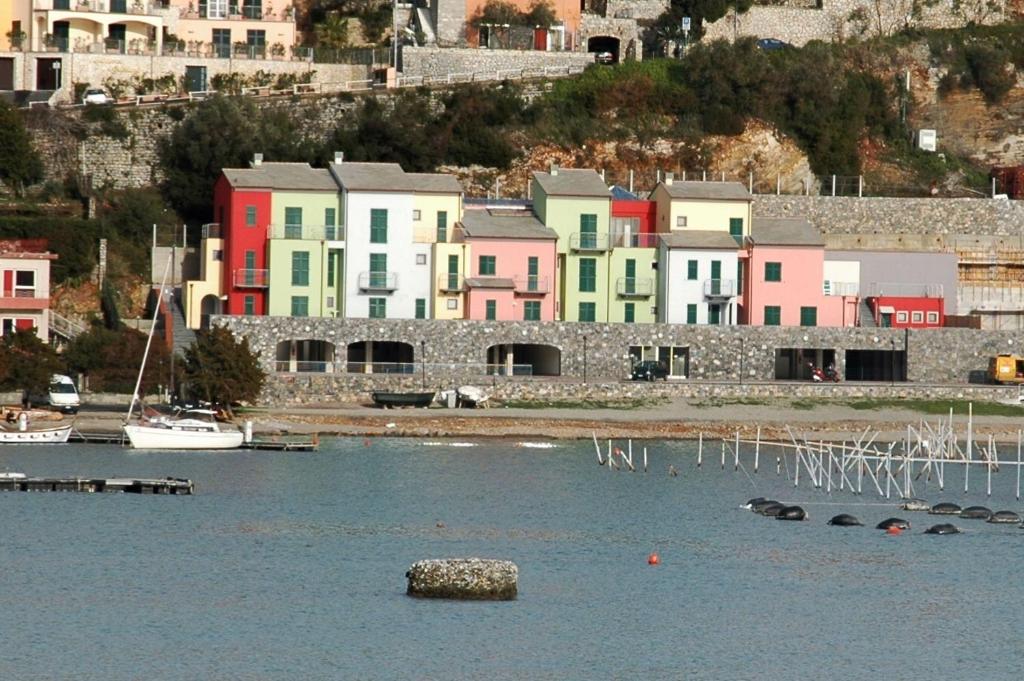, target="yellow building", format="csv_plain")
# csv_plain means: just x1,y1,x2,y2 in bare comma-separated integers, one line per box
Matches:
650,175,753,239
408,174,465,319
184,224,224,329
